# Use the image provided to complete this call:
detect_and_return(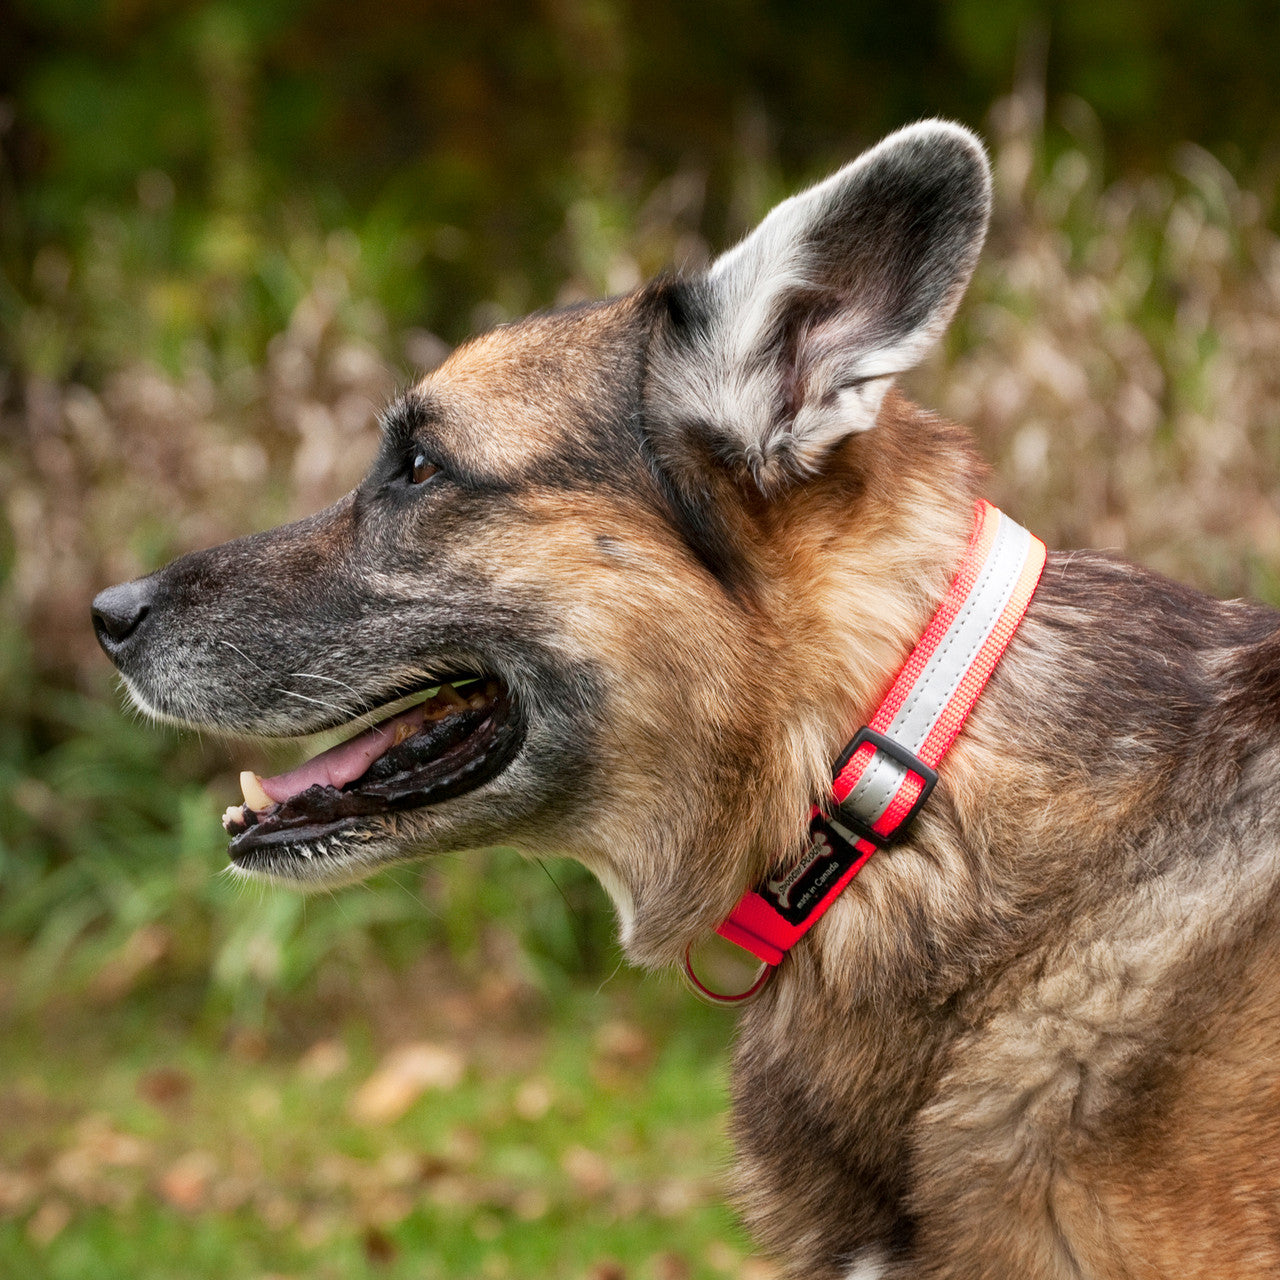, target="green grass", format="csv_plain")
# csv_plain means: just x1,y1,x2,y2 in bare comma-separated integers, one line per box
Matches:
7,50,1280,1280
0,966,758,1279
